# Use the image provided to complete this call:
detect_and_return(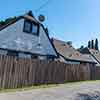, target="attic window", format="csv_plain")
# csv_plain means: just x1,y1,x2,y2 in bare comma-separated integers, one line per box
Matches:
23,20,39,35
